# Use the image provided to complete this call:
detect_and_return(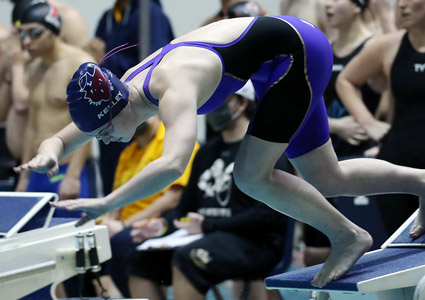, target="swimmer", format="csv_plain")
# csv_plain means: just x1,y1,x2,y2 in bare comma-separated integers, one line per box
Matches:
15,15,425,288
